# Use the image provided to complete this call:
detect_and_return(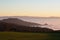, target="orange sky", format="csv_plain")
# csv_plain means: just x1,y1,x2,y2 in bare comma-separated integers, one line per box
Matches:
0,13,60,17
